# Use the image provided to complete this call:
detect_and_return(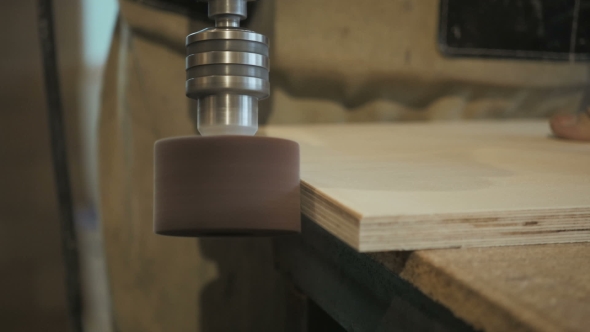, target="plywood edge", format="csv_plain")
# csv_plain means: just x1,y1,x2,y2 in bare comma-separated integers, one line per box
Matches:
399,252,563,332
358,208,590,252
300,181,361,249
